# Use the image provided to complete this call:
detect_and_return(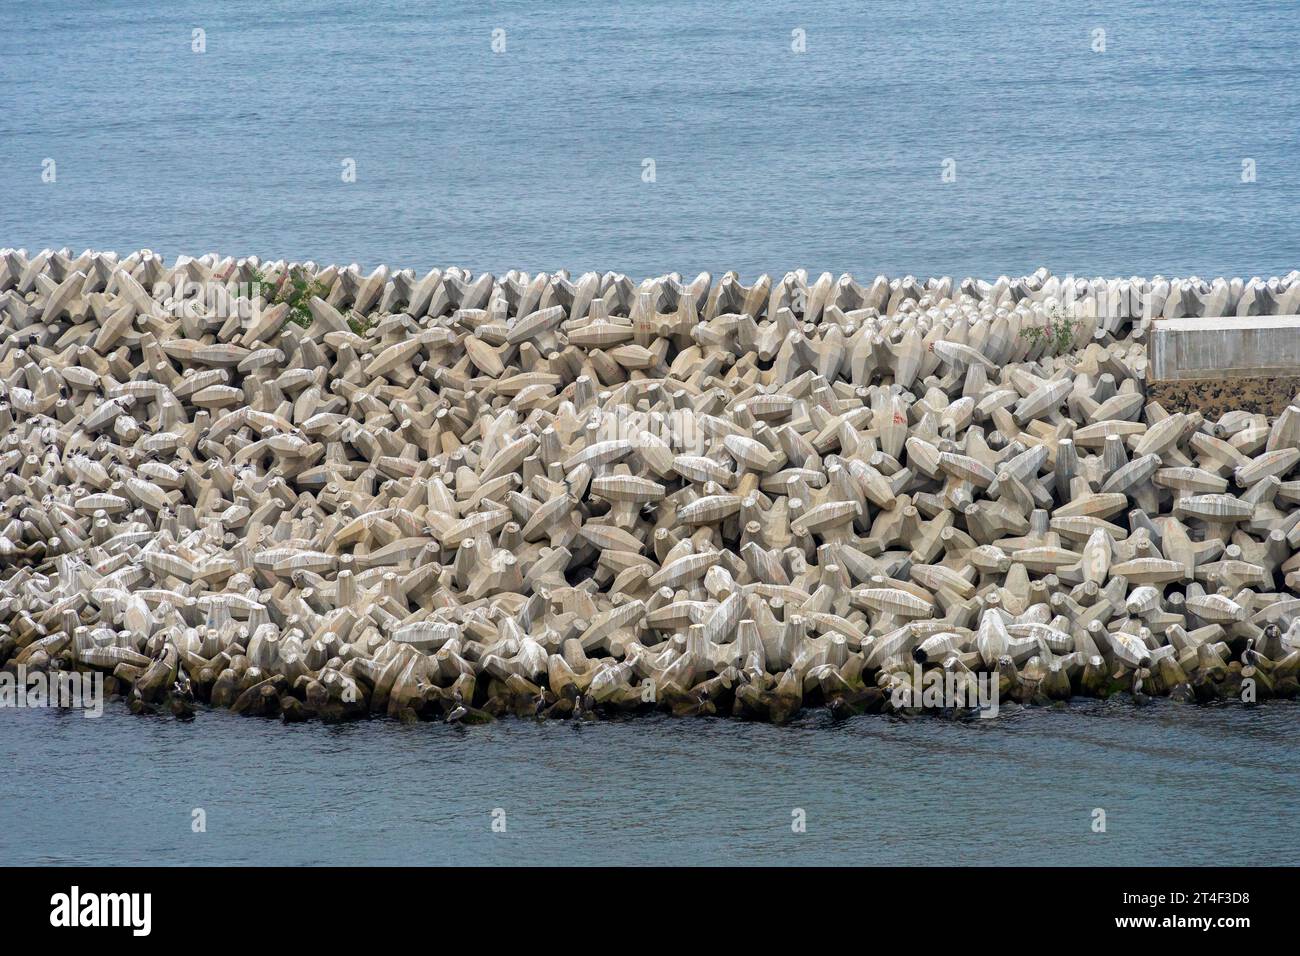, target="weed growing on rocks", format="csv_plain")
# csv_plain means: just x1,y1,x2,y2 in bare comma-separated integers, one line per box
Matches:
247,265,331,328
